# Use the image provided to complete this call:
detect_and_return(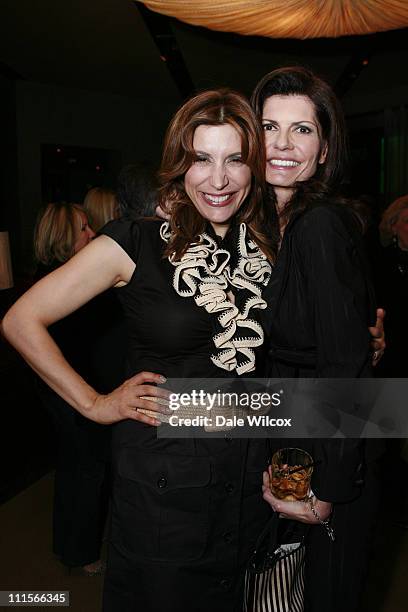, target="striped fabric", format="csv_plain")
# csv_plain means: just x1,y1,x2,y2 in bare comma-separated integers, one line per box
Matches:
244,542,305,612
